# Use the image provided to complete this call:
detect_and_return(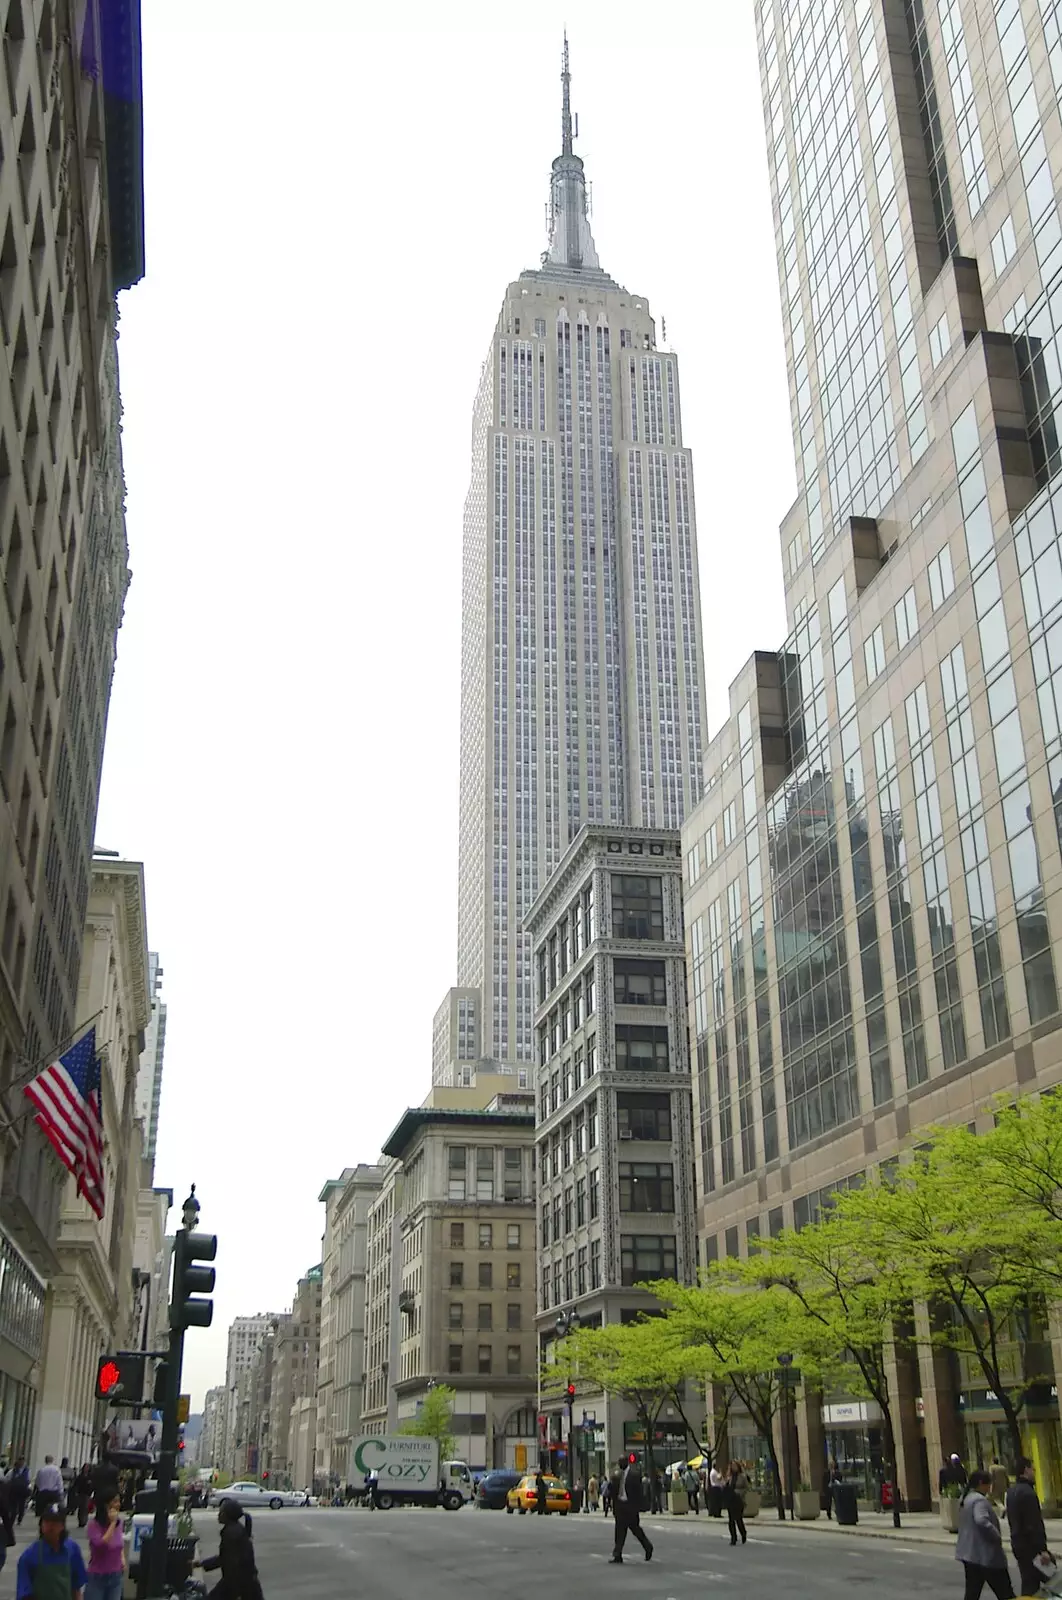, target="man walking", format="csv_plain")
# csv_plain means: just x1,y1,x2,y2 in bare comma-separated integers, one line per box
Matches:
8,1460,29,1525
1006,1457,1053,1597
609,1455,653,1565
33,1457,63,1519
535,1469,547,1515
